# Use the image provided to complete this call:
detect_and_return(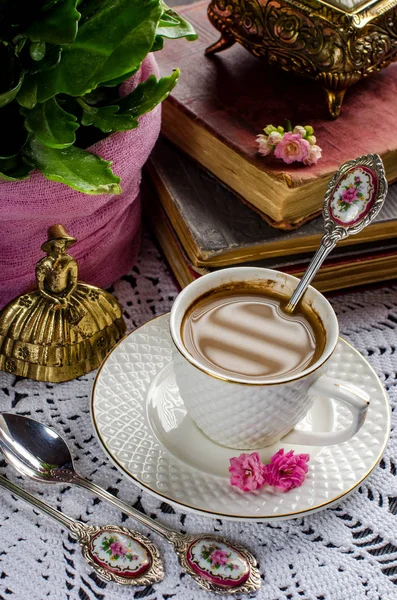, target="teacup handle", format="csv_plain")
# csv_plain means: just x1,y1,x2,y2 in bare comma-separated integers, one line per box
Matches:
283,375,369,446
